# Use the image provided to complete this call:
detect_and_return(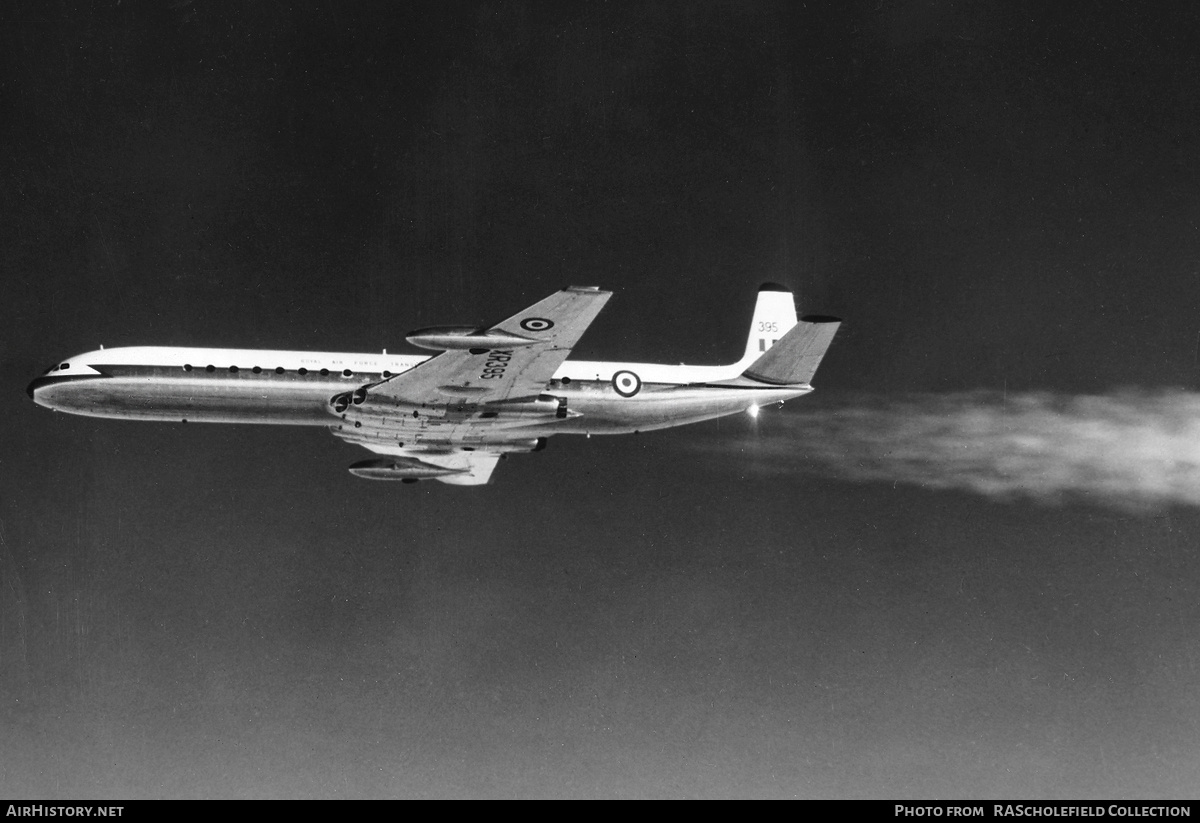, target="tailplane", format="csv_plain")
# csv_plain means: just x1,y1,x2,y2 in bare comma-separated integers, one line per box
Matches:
741,315,841,385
